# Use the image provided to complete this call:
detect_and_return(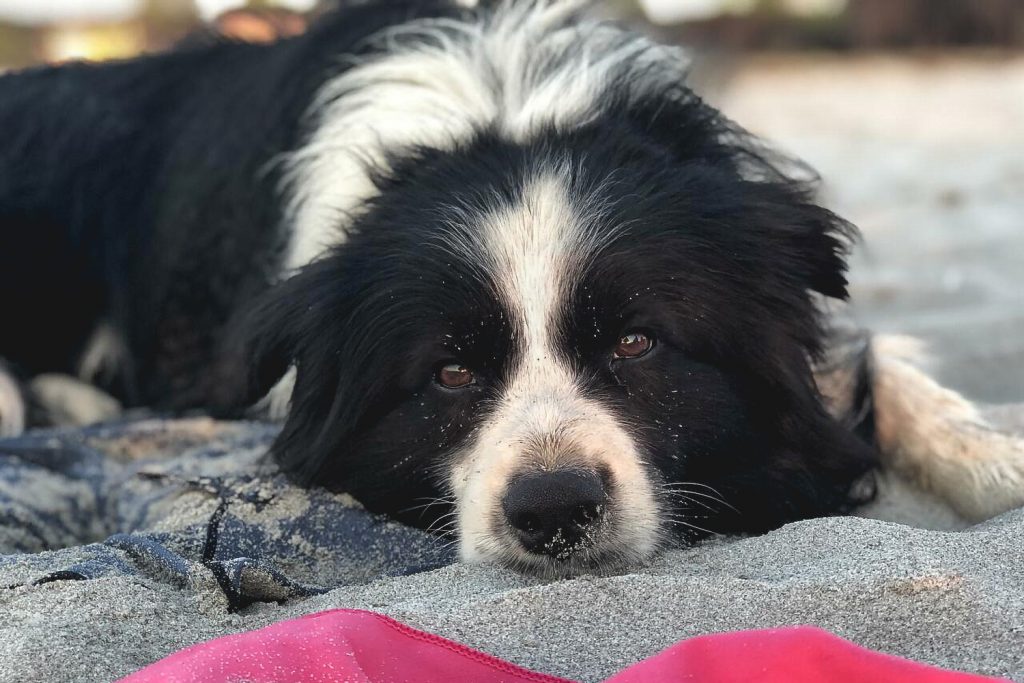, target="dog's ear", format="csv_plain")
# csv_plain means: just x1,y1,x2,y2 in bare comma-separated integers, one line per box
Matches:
210,263,328,413
715,184,872,526
745,179,854,302
215,256,399,486
627,90,854,303
734,182,873,517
